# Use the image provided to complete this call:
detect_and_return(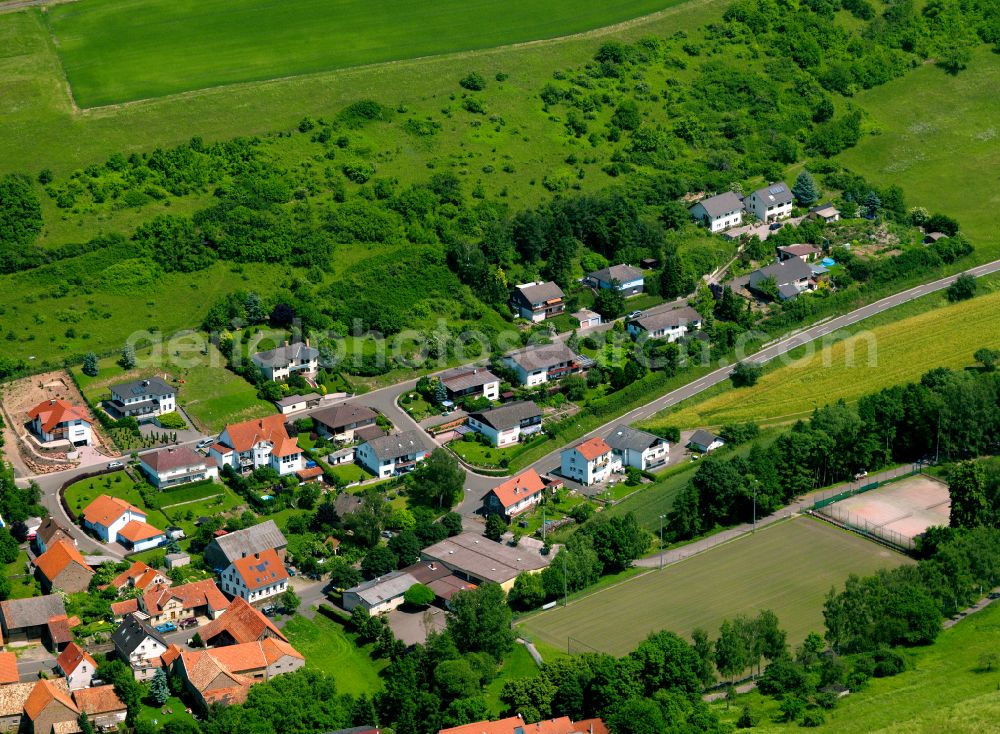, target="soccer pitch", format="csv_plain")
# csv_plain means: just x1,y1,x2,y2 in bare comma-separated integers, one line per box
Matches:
518,517,911,655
